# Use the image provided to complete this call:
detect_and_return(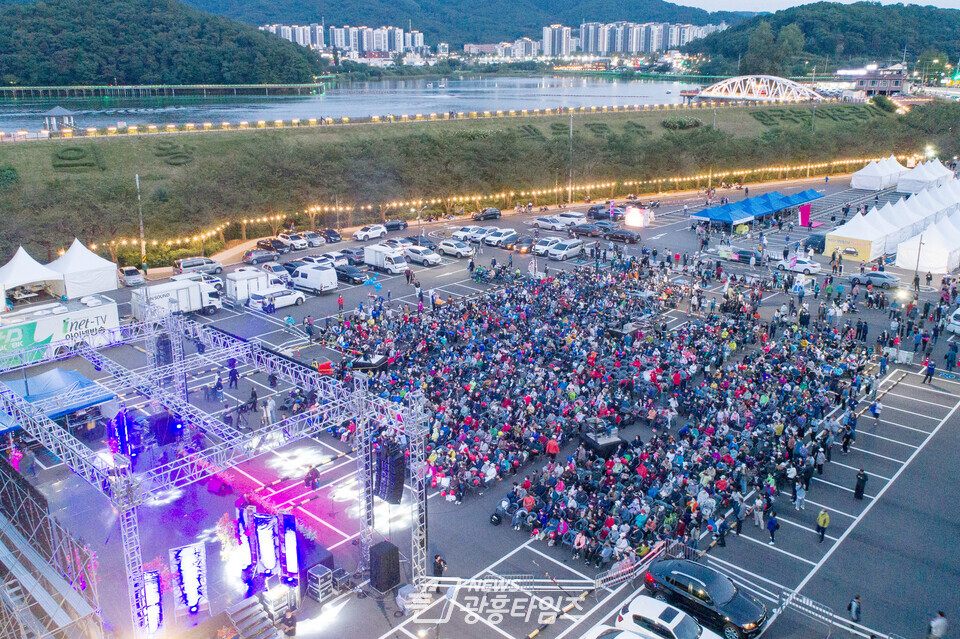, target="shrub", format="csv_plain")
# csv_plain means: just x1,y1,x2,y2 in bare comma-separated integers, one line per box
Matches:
0,165,20,190
871,95,898,113
662,117,703,130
